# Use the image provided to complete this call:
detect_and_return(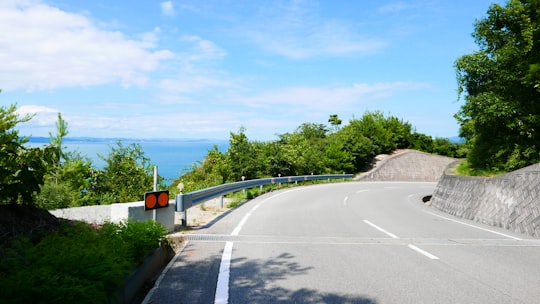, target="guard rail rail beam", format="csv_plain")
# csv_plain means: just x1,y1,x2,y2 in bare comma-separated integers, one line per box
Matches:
175,174,354,225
